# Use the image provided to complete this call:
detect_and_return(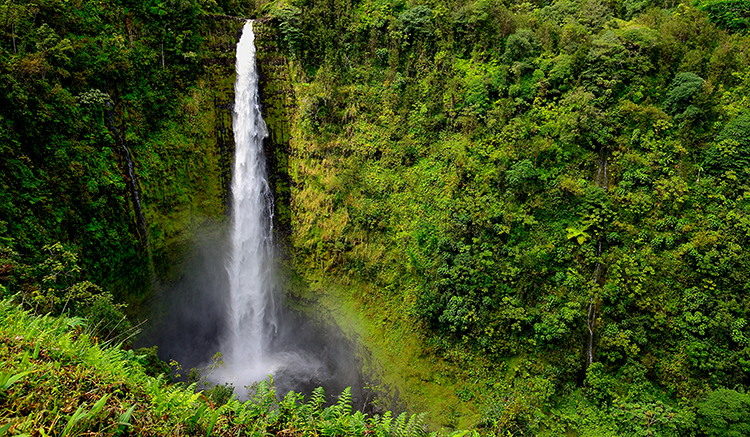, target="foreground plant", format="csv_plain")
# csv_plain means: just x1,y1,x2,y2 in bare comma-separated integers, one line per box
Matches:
0,300,442,436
